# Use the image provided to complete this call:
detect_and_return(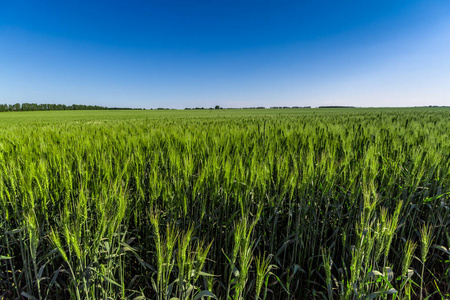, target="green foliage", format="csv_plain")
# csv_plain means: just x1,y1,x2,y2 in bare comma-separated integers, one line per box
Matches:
0,108,449,299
